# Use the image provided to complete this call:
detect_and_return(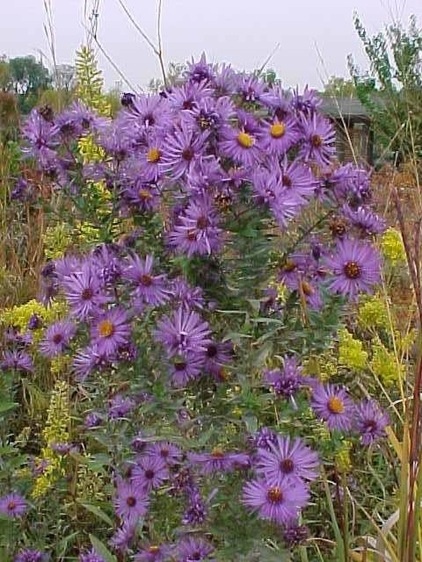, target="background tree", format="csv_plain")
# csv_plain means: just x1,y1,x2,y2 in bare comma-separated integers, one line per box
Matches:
348,14,422,163
322,76,356,97
7,55,51,113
